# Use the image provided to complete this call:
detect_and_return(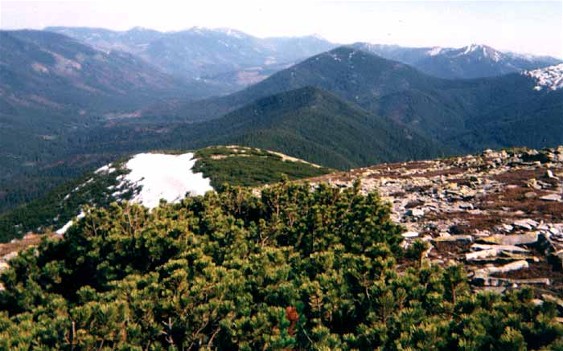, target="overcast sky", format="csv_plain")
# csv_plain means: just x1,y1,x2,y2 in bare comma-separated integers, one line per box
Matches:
1,0,562,58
